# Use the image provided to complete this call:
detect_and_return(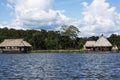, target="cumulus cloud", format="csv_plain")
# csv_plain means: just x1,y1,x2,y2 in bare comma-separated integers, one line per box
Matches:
6,0,71,30
80,0,120,36
1,0,120,36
